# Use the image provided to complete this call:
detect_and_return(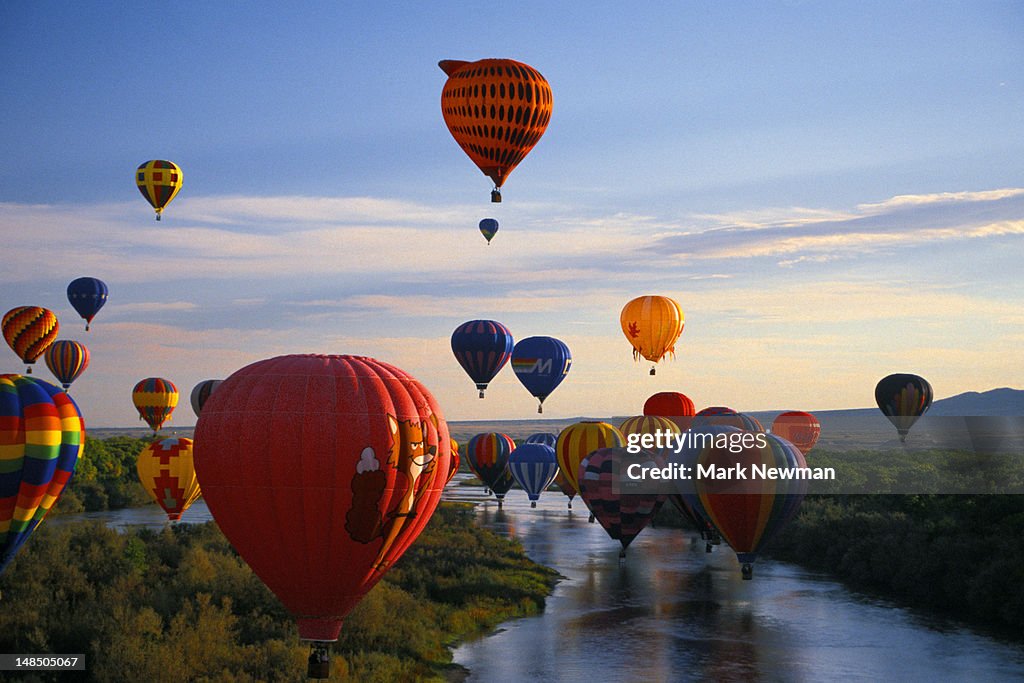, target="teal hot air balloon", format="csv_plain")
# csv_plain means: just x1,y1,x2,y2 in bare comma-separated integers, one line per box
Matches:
478,218,499,244
875,373,933,443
